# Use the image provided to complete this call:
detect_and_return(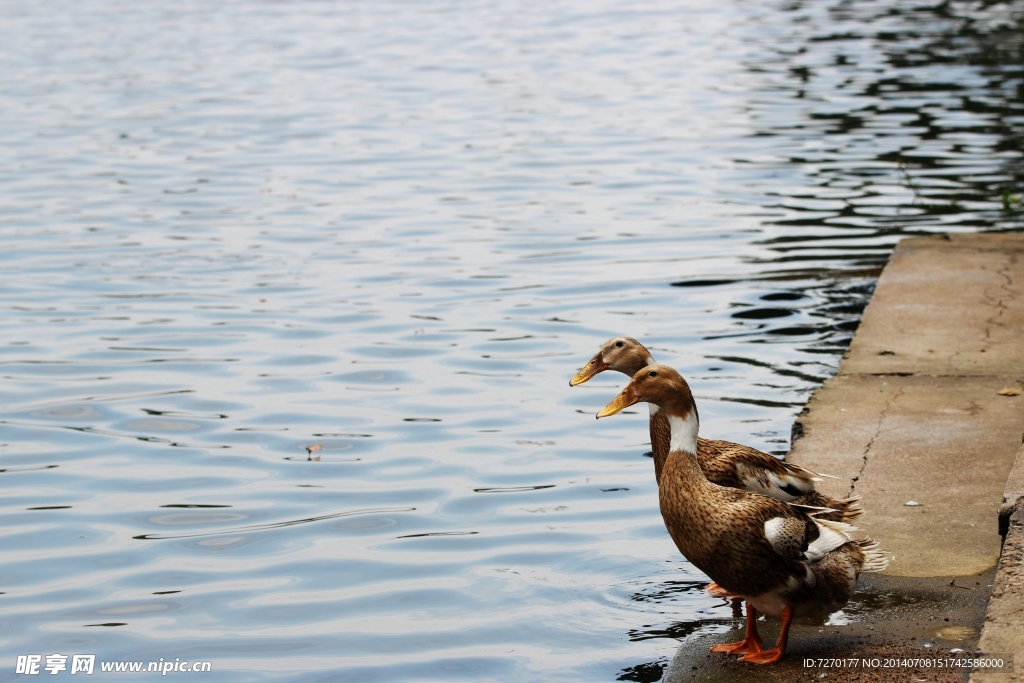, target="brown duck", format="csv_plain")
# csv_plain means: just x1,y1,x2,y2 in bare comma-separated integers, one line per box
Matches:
570,337,861,523
597,365,887,664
